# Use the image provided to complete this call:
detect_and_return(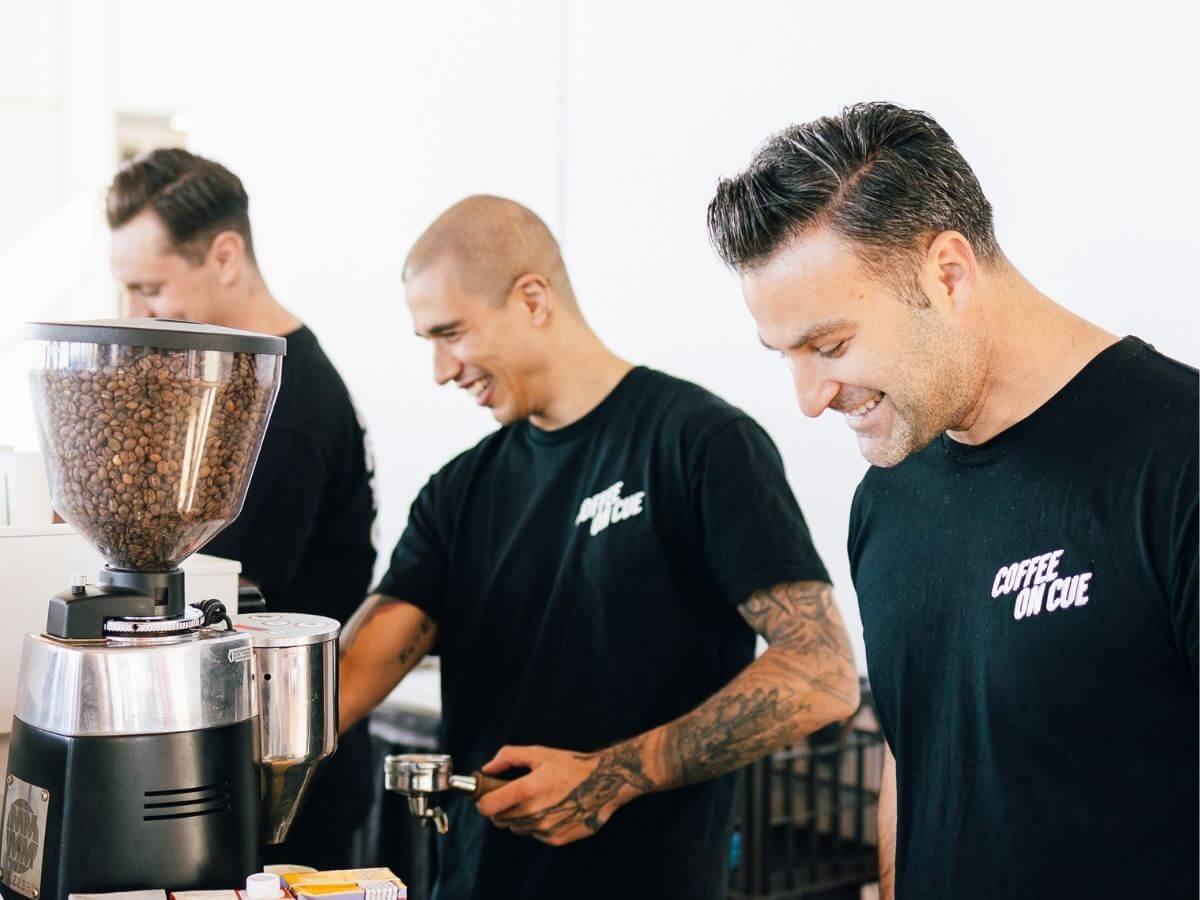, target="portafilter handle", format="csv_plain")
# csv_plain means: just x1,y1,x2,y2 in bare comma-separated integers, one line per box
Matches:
451,771,512,797
384,753,510,834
